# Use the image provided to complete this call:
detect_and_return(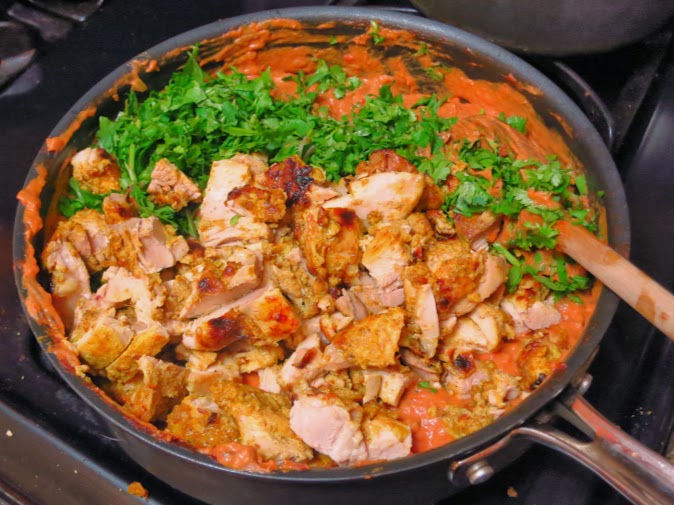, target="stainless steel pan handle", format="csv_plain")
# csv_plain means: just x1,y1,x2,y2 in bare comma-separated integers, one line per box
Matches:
450,385,674,505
